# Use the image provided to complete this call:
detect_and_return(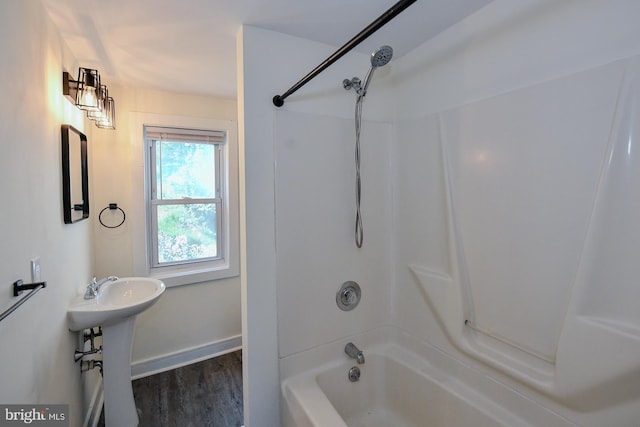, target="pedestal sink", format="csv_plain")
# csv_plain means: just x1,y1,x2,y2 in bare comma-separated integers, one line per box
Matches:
68,277,165,427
